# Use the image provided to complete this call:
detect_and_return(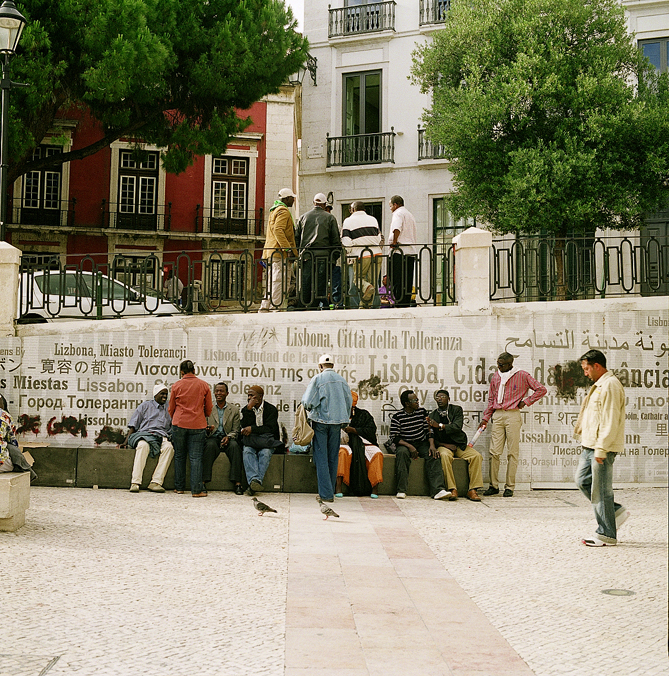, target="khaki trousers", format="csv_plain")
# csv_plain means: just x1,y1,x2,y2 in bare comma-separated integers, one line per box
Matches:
260,256,292,311
437,445,483,491
131,438,174,487
488,409,521,490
